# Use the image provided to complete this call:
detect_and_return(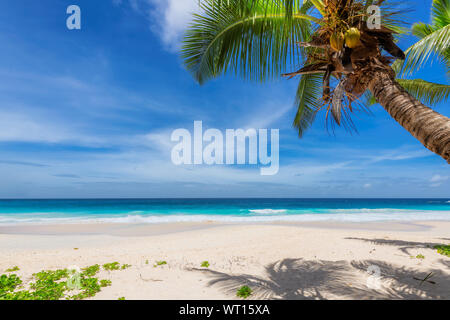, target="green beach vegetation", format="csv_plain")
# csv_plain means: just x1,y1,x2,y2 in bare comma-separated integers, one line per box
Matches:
5,266,20,272
154,260,167,267
103,262,131,271
100,279,112,287
103,261,131,271
83,264,100,276
182,0,450,162
201,261,210,268
236,285,253,299
435,244,450,257
103,262,121,271
0,274,22,297
0,262,130,300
